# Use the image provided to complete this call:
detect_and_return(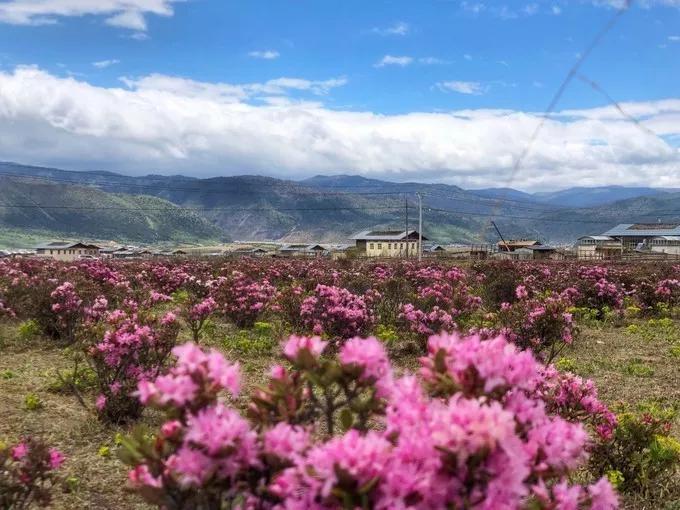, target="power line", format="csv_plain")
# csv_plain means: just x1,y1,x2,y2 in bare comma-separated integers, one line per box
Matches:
0,203,404,213
485,0,633,232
